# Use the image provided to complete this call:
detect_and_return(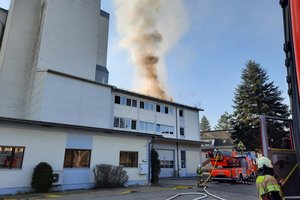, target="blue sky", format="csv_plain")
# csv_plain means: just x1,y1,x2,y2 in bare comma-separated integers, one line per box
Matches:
0,0,289,127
